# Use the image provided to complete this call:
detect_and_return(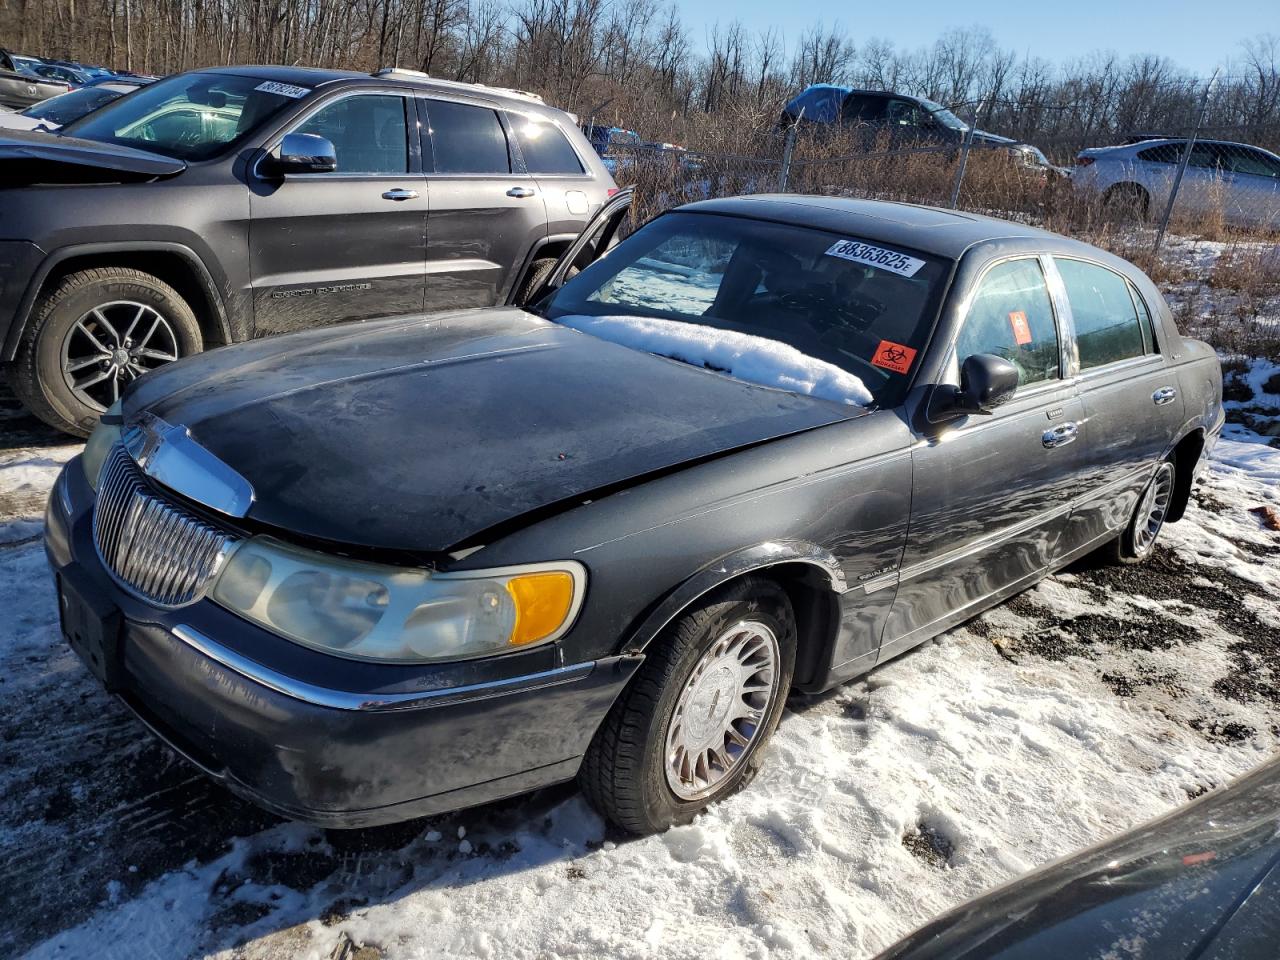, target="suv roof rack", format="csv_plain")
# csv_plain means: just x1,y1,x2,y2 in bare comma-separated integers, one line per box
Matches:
372,67,545,105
